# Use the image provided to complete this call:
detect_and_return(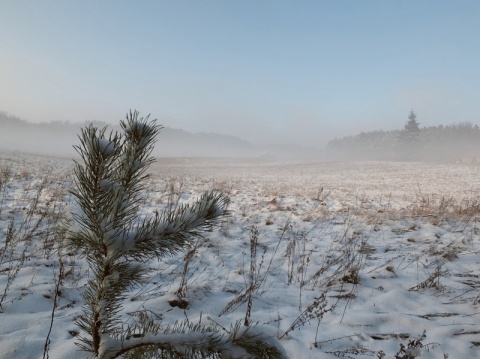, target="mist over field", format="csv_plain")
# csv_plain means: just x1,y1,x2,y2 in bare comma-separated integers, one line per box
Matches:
0,111,326,159
2,110,480,163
